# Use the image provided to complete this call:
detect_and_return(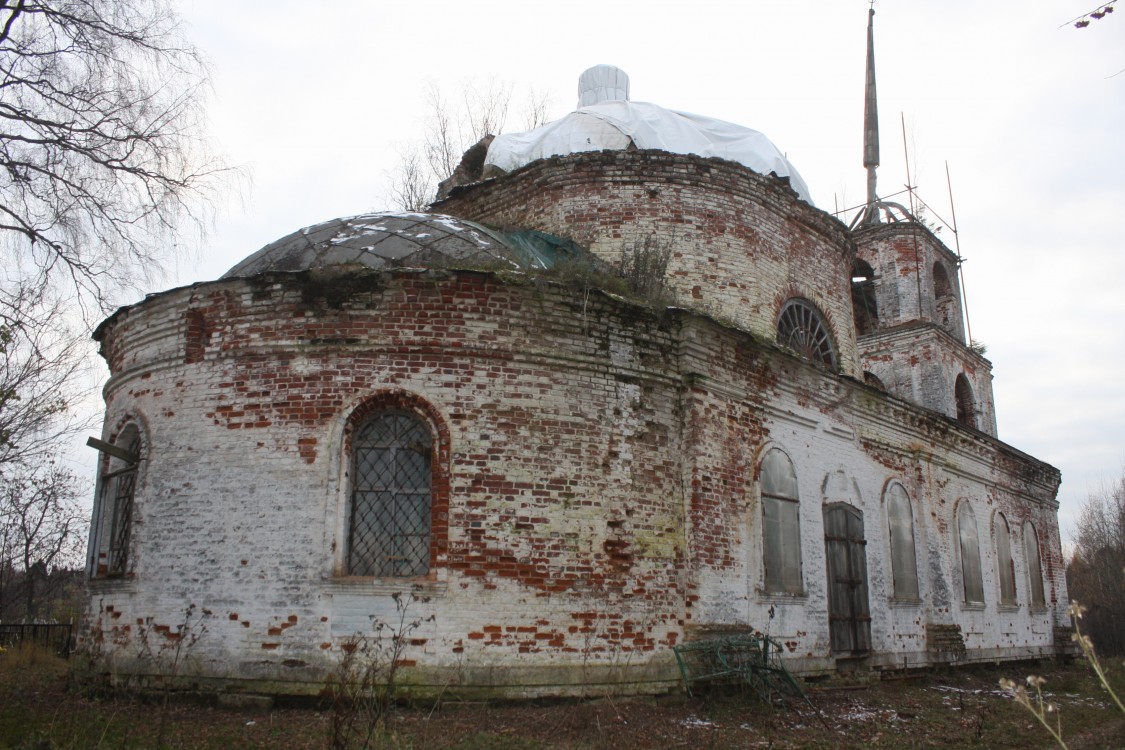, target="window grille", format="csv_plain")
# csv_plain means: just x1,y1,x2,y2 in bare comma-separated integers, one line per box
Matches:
98,432,140,577
777,299,837,369
349,412,432,577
